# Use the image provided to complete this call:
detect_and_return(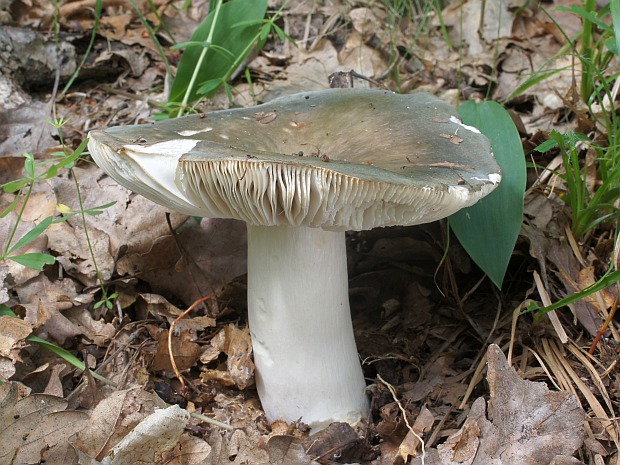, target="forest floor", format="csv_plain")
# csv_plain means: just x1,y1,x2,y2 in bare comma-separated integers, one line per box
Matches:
1,0,619,464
